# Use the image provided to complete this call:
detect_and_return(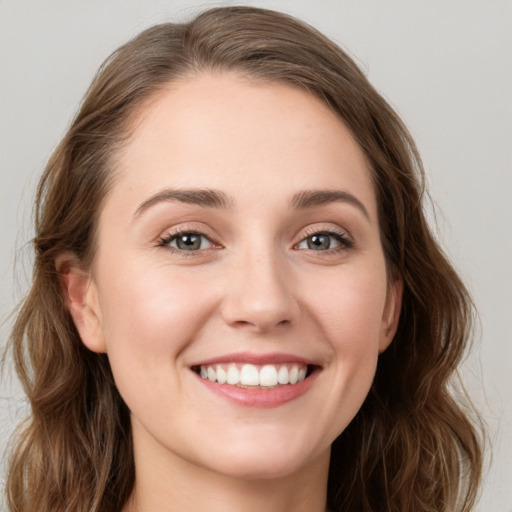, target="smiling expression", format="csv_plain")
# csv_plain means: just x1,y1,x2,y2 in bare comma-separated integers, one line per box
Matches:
71,72,401,481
